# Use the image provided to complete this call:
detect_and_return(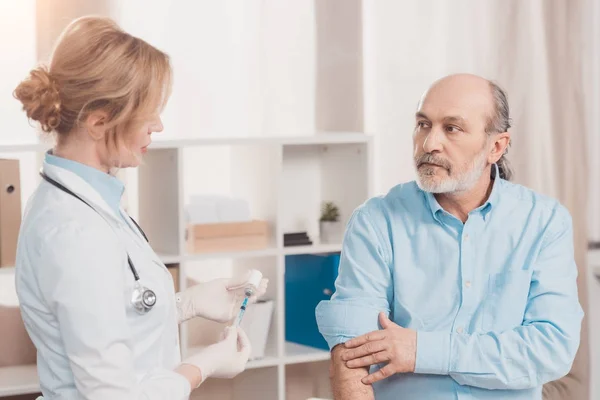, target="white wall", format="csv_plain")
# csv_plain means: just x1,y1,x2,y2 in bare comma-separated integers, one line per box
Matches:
0,0,38,145
113,0,316,140
112,1,318,216
362,1,474,193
